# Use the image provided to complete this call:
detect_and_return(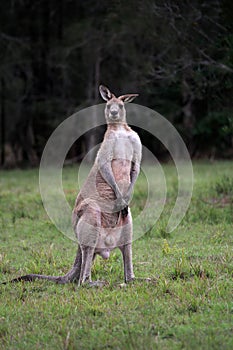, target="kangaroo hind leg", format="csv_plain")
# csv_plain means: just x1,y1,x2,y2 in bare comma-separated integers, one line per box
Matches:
74,201,101,286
